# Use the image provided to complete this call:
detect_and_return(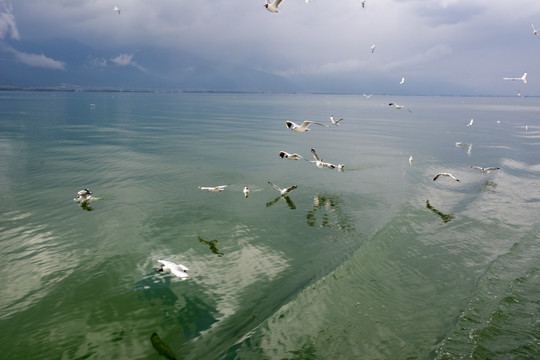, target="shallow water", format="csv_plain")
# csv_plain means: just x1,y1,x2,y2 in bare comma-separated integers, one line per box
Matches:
0,92,539,359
